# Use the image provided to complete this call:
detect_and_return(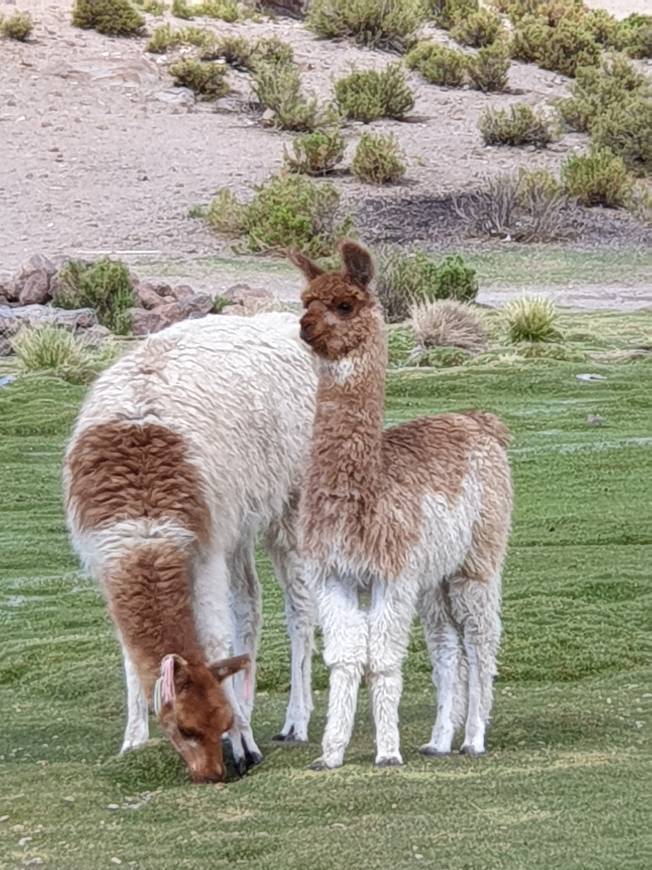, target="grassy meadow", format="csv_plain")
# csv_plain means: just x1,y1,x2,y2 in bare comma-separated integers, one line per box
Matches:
1,311,651,869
